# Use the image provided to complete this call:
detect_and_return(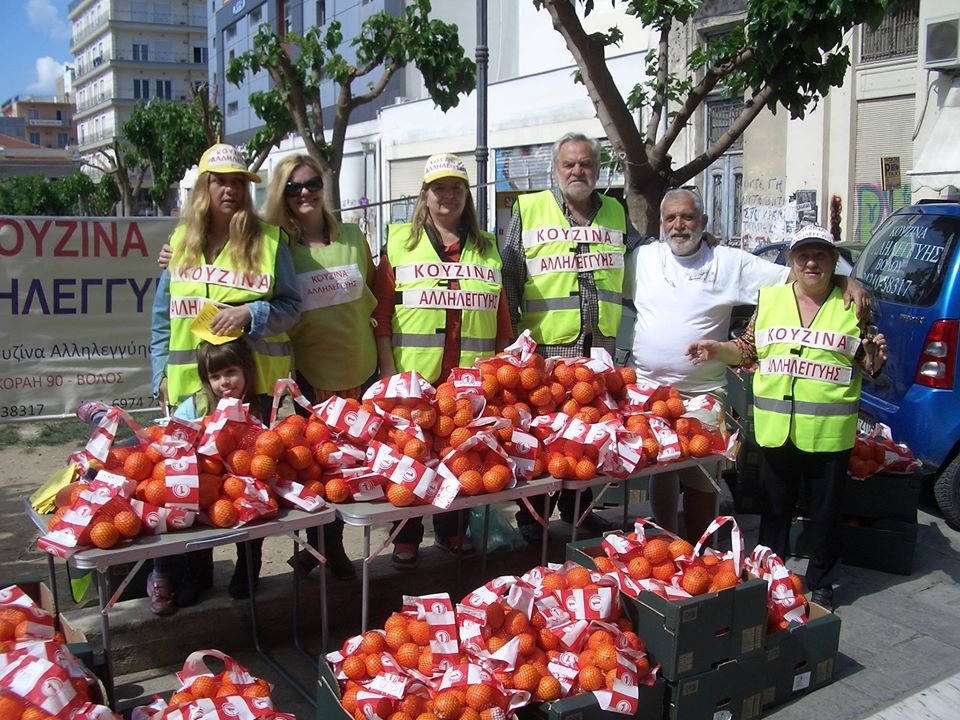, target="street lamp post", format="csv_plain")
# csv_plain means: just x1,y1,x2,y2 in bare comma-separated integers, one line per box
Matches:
475,0,489,226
